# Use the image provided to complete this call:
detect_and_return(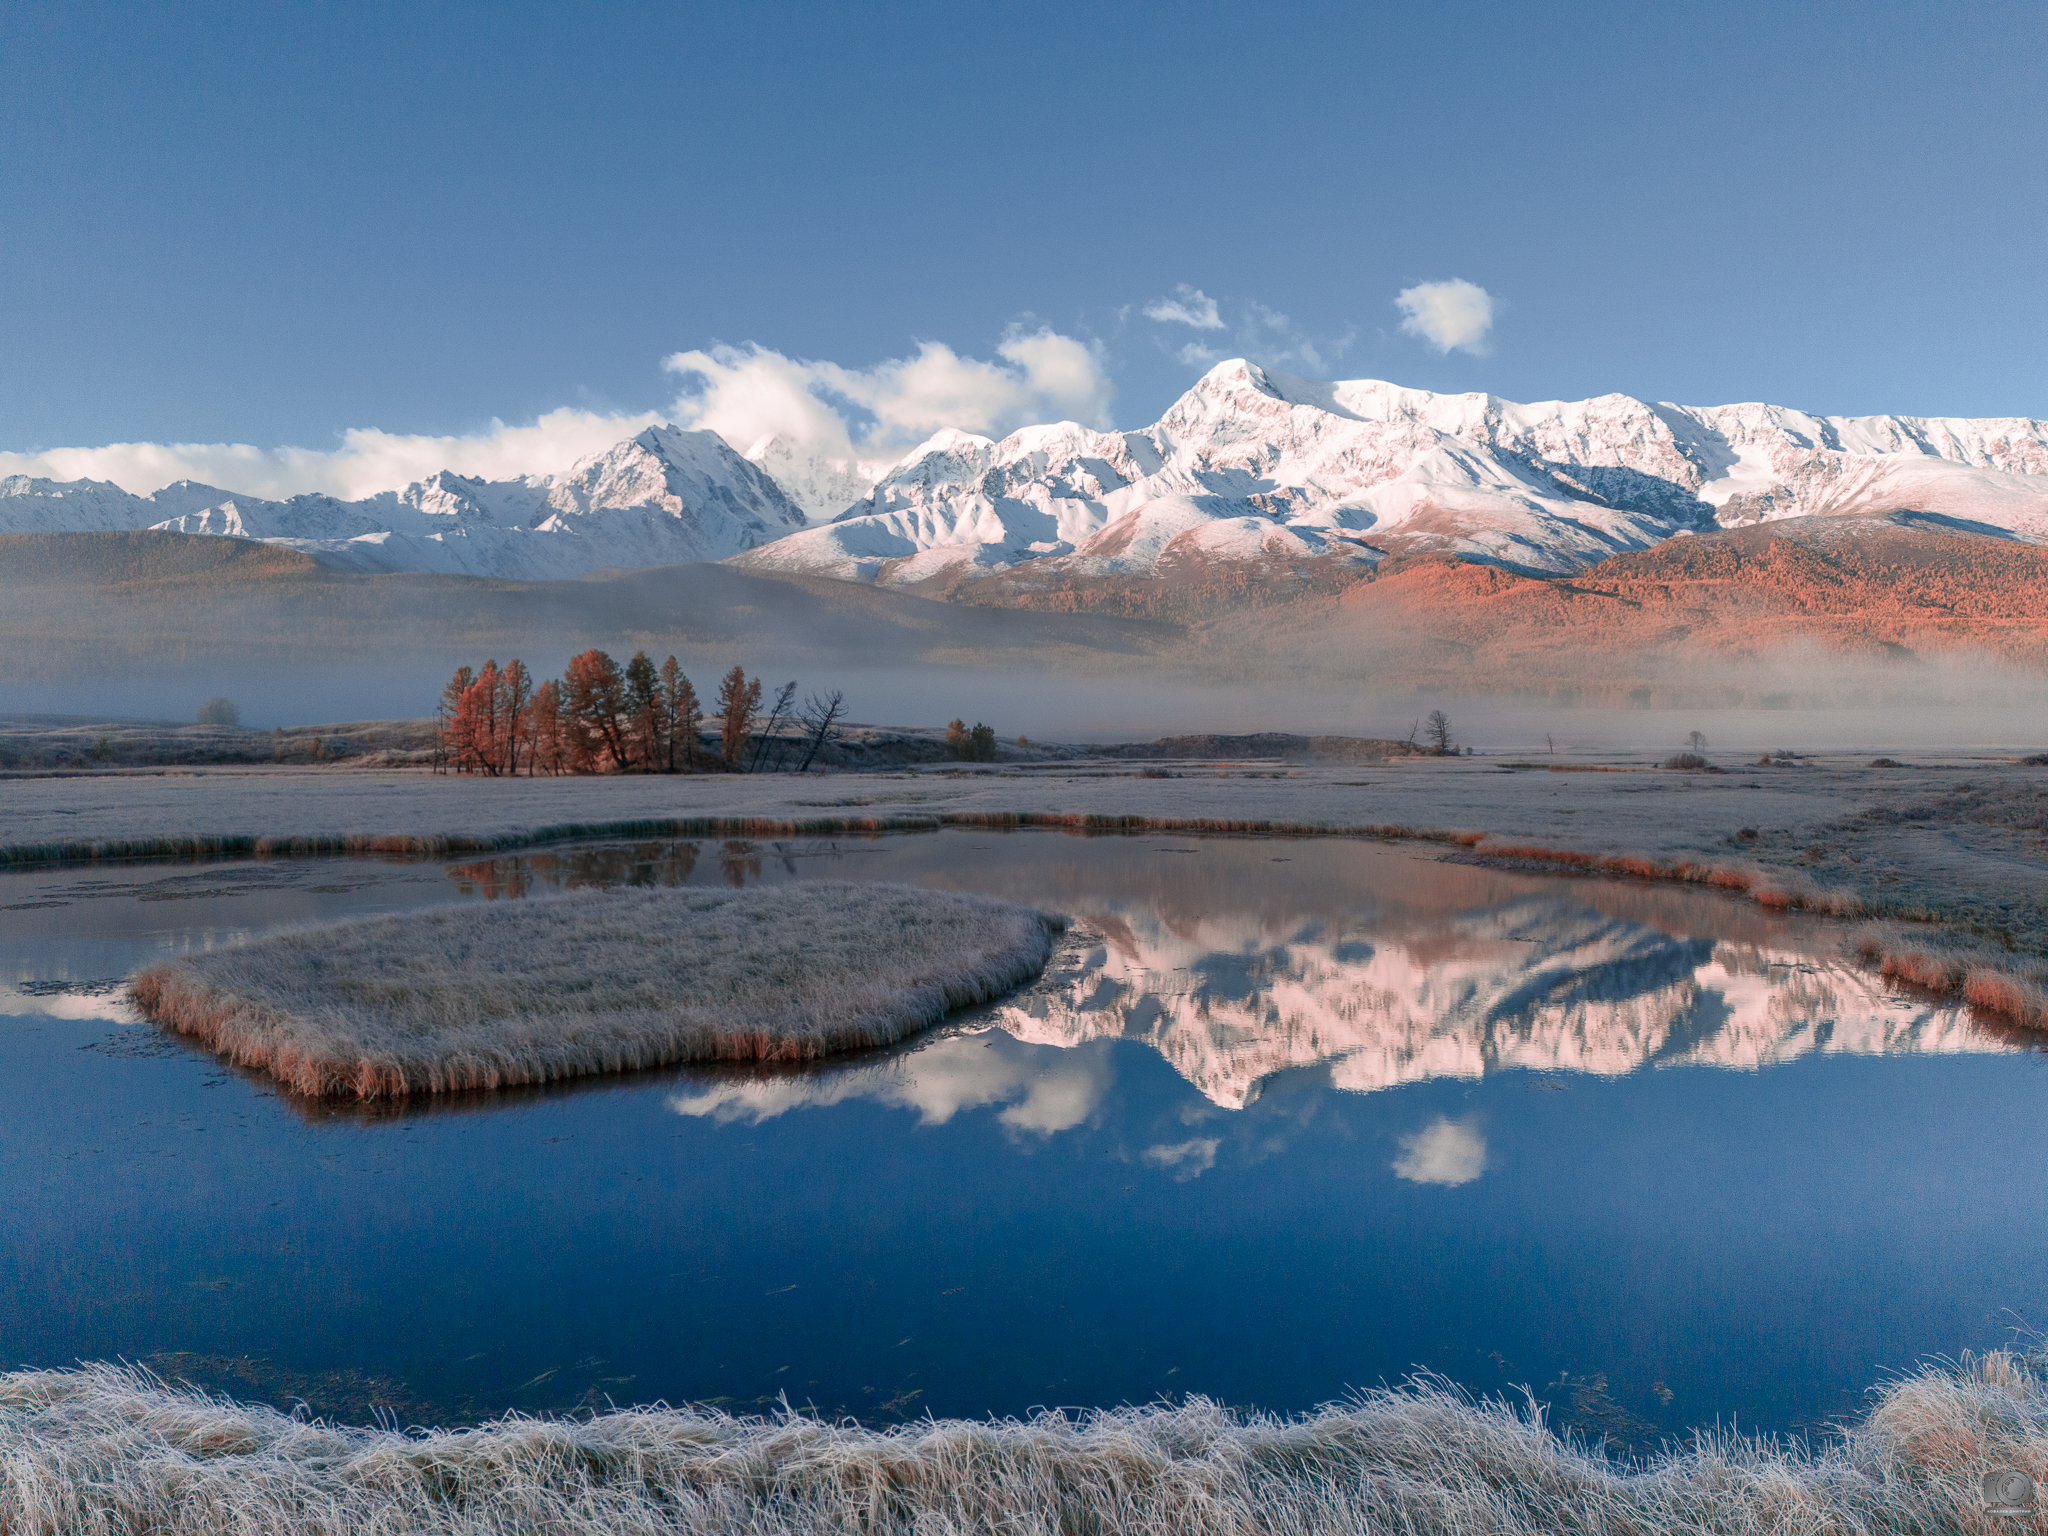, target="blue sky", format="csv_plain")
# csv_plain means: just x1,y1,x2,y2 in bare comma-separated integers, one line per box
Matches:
3,0,2043,493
